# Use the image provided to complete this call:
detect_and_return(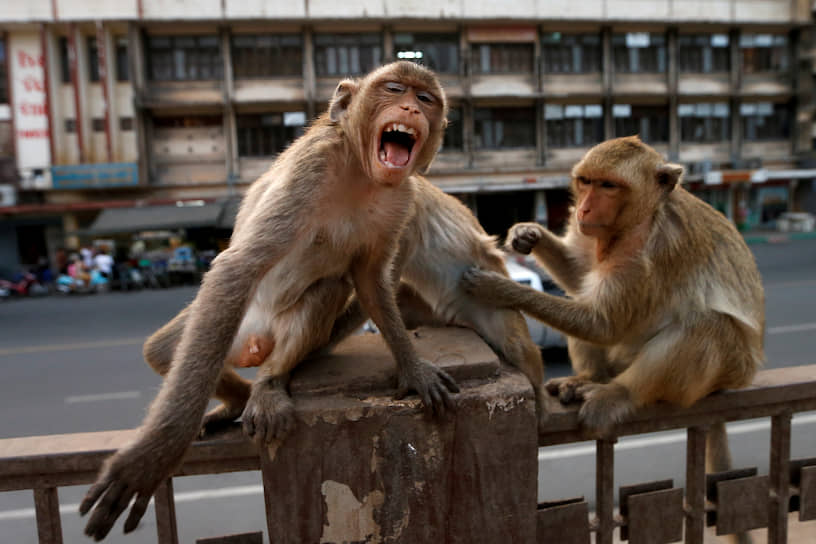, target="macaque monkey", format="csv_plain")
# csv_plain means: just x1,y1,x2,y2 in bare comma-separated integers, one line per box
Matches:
463,136,764,467
80,61,462,540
